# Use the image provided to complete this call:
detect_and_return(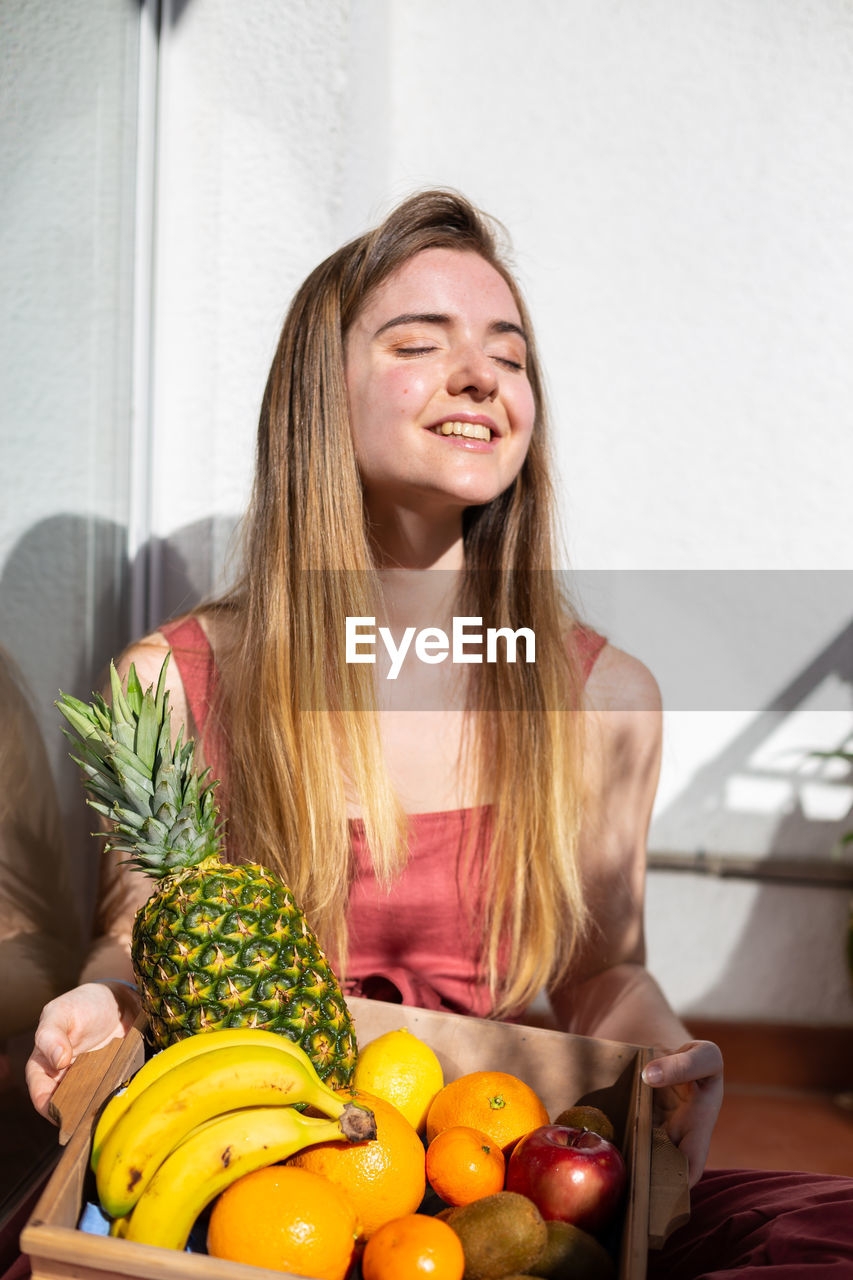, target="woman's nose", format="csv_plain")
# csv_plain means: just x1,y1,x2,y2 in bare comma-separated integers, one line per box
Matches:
446,345,498,401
